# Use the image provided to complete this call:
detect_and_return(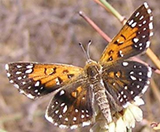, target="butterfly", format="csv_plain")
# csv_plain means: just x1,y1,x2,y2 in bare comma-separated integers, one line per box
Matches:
5,2,153,129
